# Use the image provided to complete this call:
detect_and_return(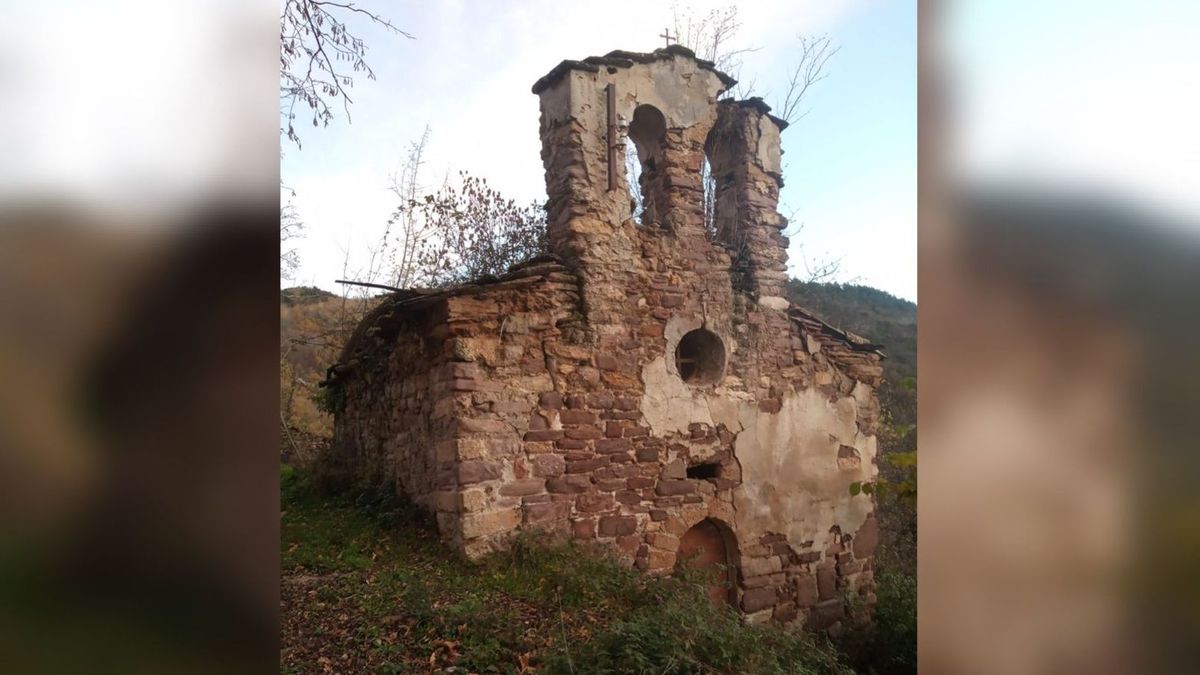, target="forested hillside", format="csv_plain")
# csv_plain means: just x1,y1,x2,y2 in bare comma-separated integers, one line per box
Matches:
279,287,377,461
